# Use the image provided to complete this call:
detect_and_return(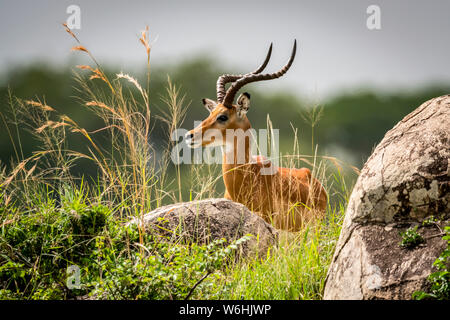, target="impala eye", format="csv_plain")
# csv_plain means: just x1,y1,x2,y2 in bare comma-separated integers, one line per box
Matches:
217,115,228,122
